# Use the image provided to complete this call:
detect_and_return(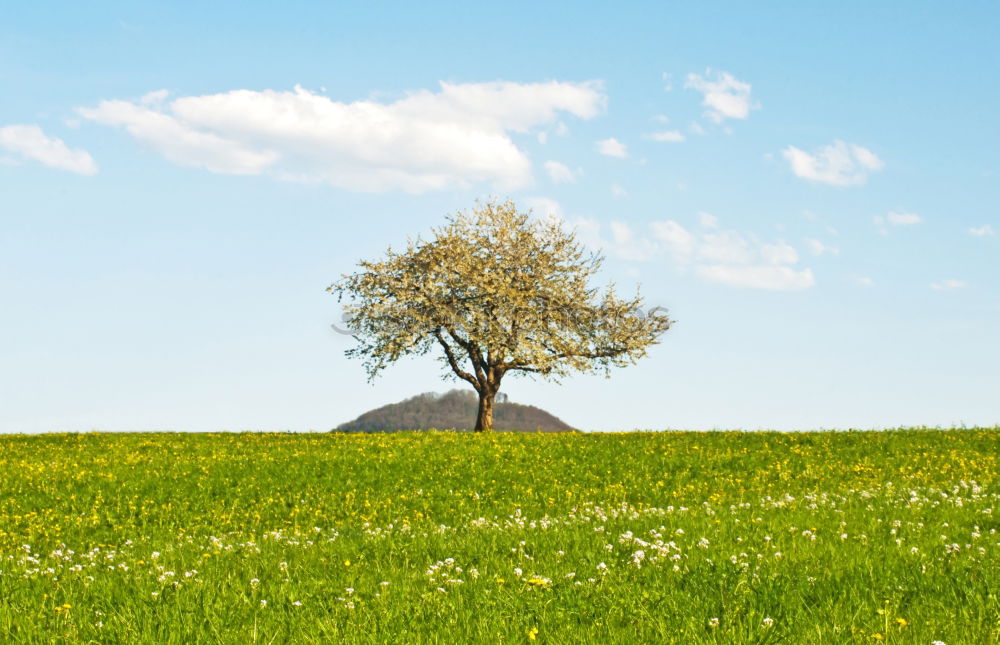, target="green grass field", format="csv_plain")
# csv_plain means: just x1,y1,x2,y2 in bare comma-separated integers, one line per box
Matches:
1,429,997,643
